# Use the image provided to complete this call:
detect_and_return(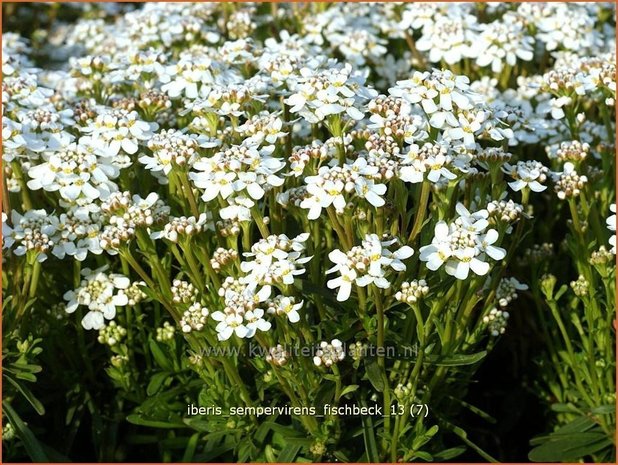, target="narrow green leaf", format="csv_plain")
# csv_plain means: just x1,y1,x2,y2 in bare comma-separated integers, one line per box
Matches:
3,401,49,462
5,375,45,415
278,443,301,462
146,372,169,396
360,403,380,462
149,338,173,371
450,423,498,462
365,358,384,392
426,351,487,366
332,450,351,462
181,433,200,462
529,433,611,462
447,396,496,423
414,451,433,461
433,446,466,461
338,384,359,399
126,413,185,429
